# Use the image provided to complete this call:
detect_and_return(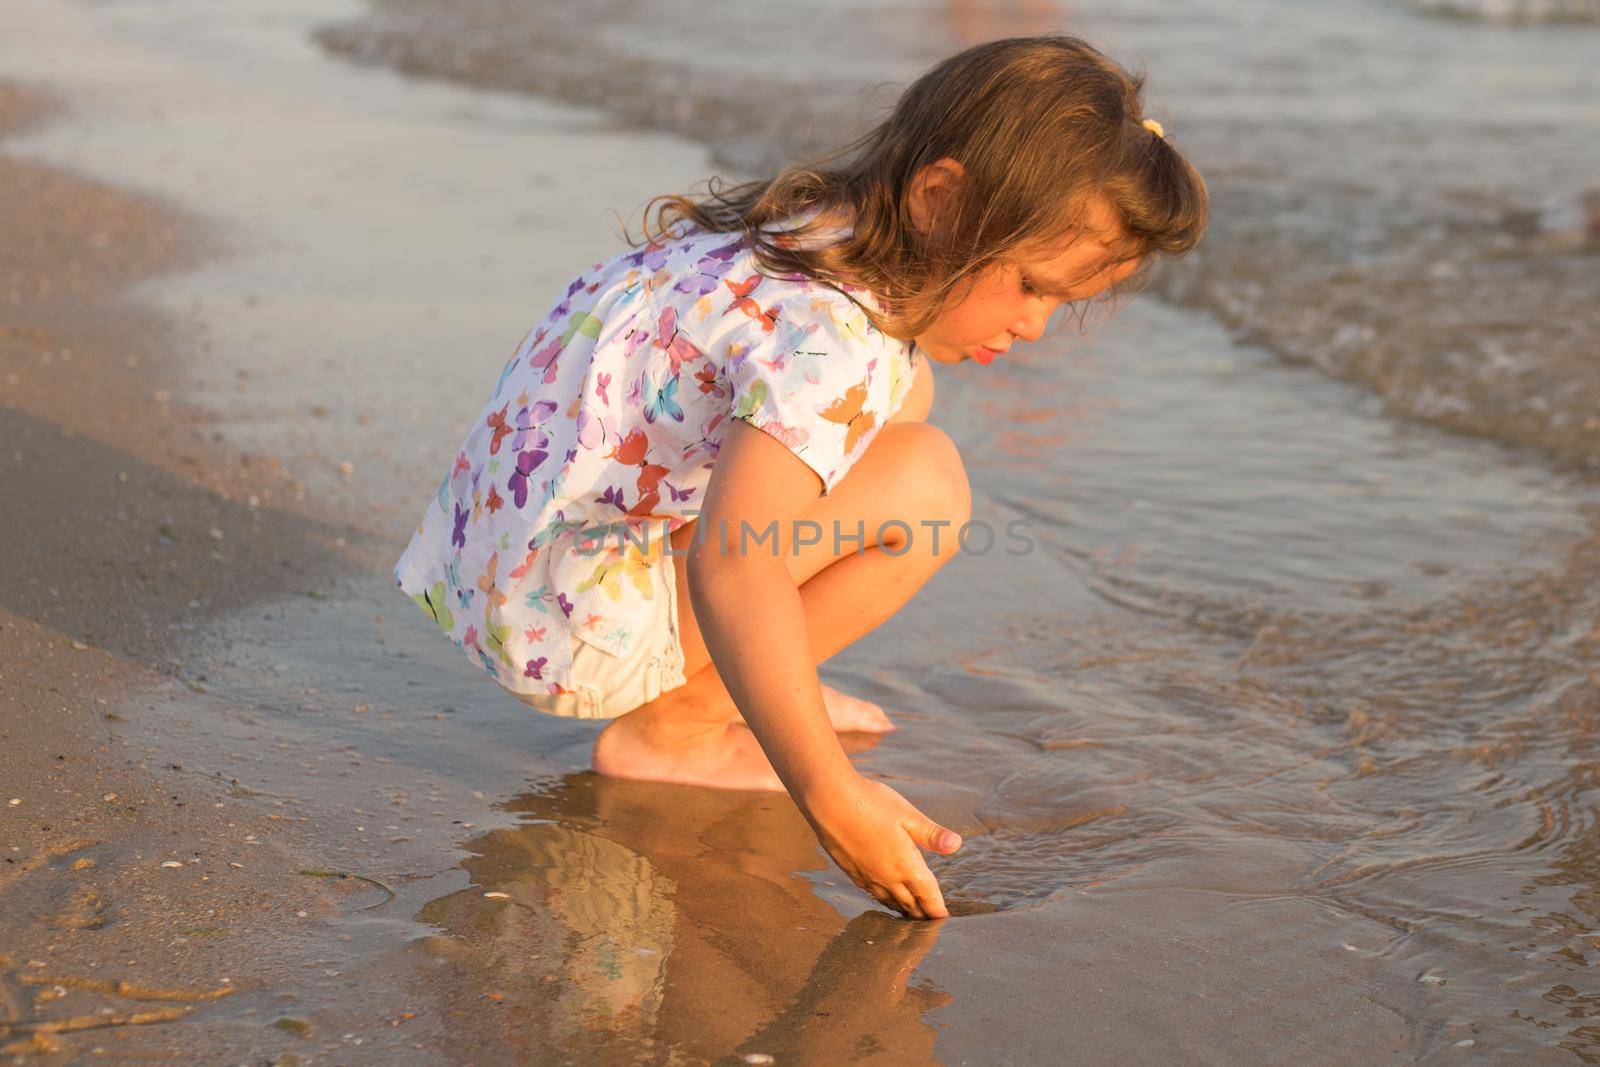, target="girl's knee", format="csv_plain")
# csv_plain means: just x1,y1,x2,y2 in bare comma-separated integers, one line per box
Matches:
874,423,970,549
900,423,971,527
